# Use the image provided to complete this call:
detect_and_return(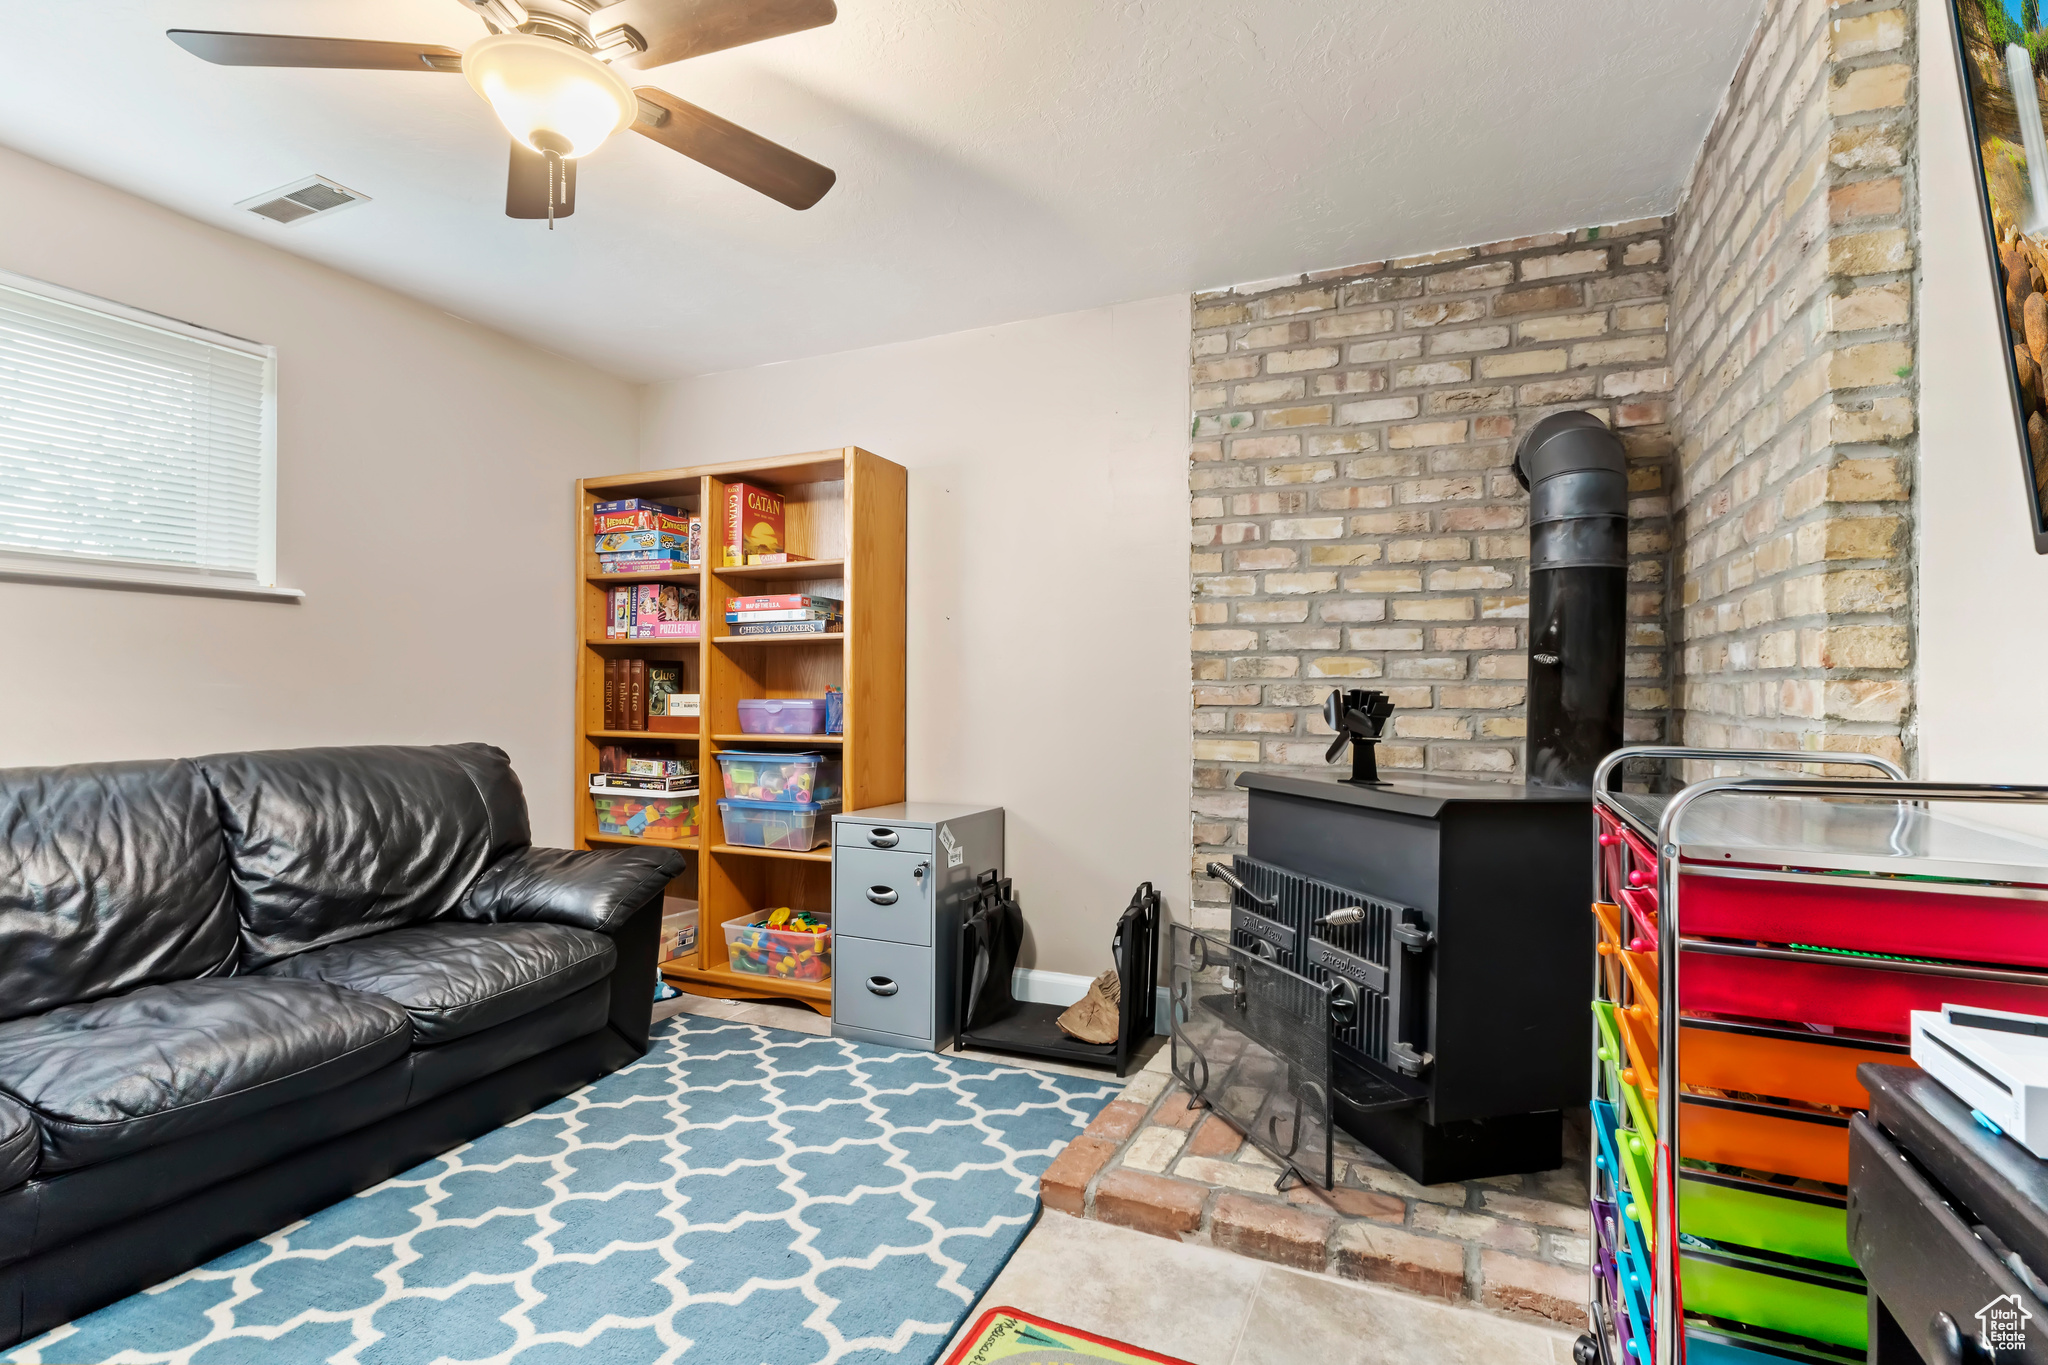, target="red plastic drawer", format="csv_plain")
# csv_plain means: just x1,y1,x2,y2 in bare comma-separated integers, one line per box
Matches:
1680,942,2048,1037
1681,869,2048,970
1598,808,1660,909
1618,887,1658,950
